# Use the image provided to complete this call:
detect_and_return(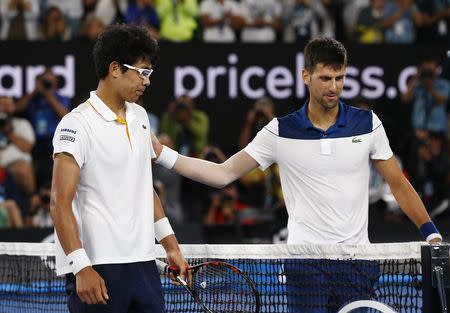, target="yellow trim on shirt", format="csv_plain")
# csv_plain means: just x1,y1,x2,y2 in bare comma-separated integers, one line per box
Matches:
86,100,132,148
116,115,132,148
